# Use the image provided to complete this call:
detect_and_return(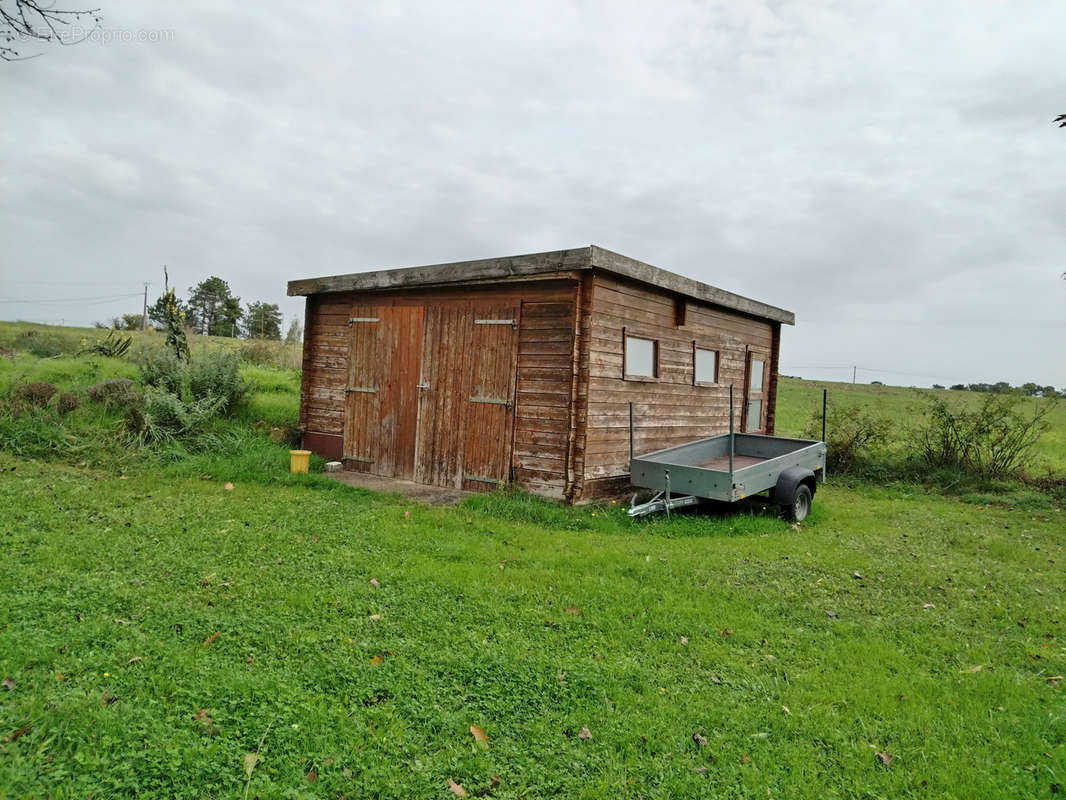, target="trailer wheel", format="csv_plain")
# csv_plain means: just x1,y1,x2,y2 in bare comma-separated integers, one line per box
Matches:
783,484,812,522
